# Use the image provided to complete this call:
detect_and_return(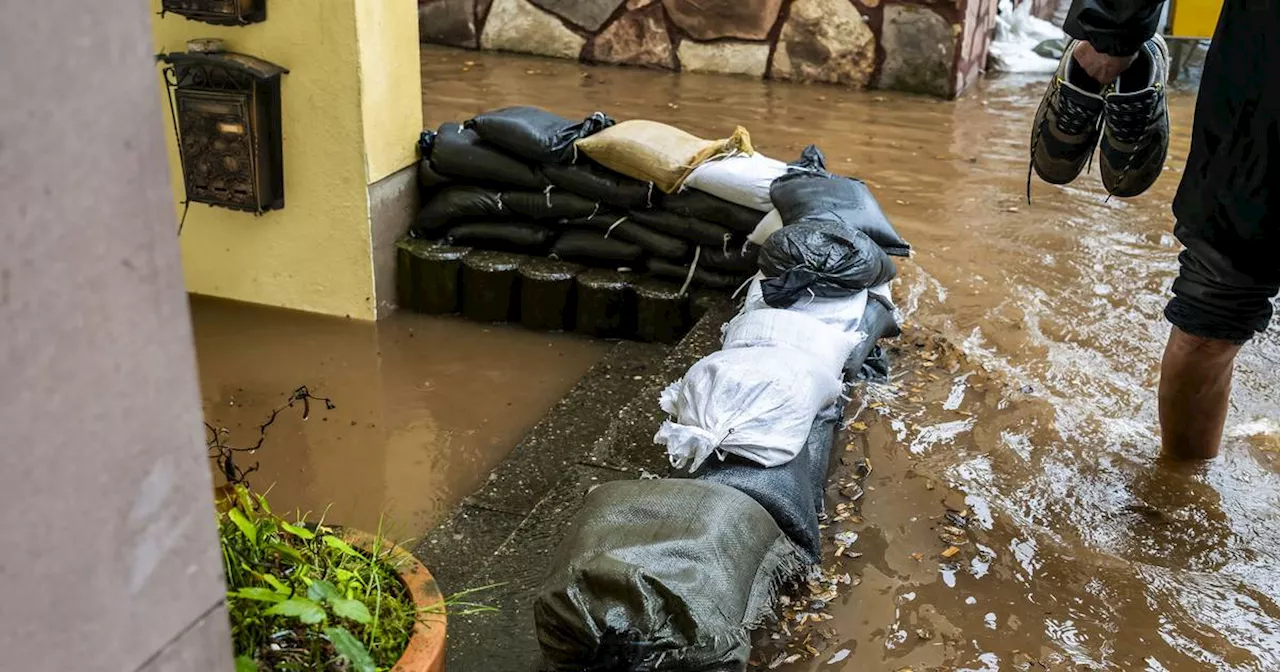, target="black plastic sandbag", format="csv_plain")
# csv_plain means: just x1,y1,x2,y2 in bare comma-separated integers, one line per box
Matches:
629,210,735,248
851,294,901,381
699,243,758,274
552,231,645,266
647,258,748,291
503,189,602,221
543,161,657,210
535,479,806,671
446,222,555,254
413,186,509,237
662,190,764,234
429,122,548,190
771,146,911,257
566,214,691,260
757,220,896,308
467,106,615,164
692,403,842,564
418,158,453,190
